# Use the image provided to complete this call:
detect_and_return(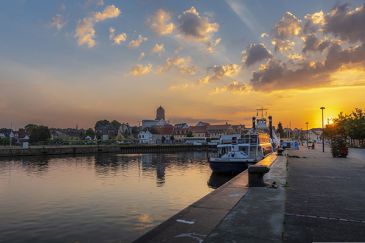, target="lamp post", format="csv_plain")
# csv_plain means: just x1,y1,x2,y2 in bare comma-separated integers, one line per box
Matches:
305,122,309,147
320,107,325,152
